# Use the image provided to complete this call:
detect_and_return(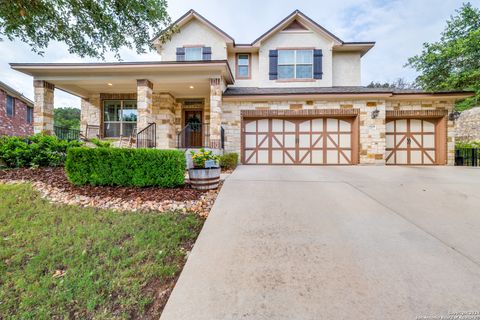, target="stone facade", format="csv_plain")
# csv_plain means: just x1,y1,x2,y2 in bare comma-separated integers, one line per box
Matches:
209,78,223,148
0,89,33,137
455,107,480,142
222,98,455,165
152,93,177,149
80,94,101,129
33,80,54,134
